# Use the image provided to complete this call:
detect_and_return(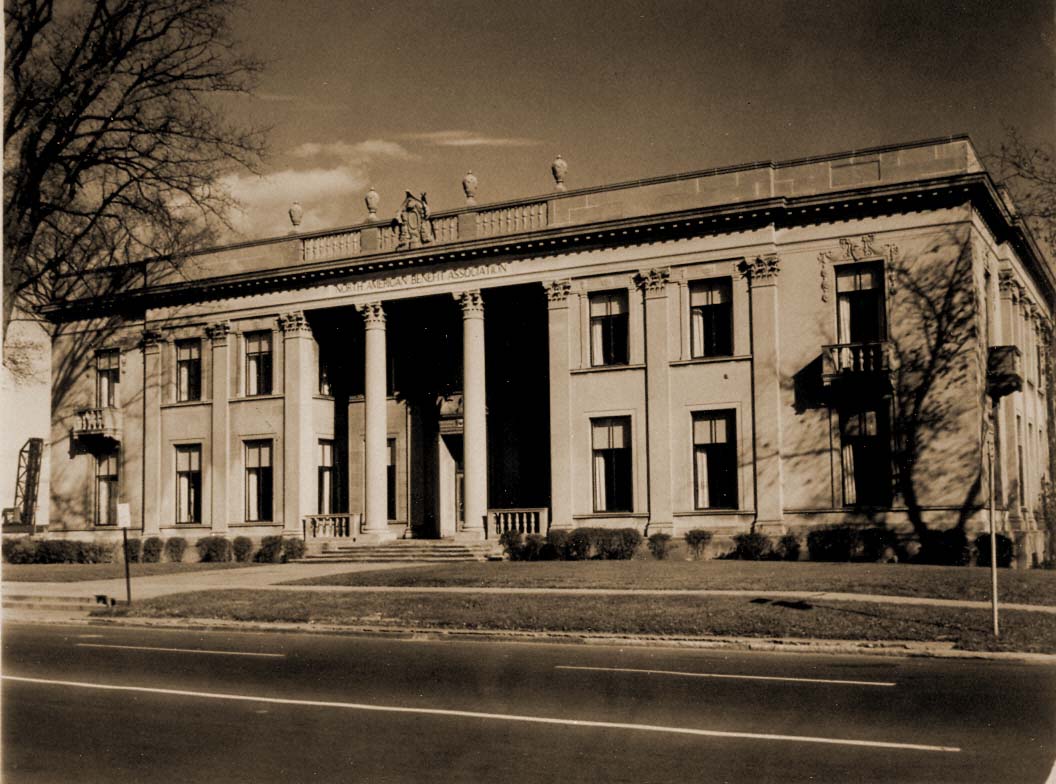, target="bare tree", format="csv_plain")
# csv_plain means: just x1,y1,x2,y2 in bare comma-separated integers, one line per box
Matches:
3,0,266,341
988,127,1056,261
